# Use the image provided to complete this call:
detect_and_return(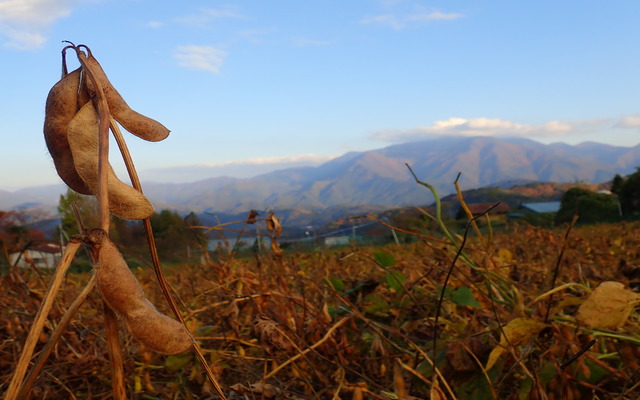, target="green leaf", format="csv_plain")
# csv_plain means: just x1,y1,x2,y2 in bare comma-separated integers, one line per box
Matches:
451,287,480,308
373,250,396,267
385,270,406,292
576,359,609,384
165,352,193,371
437,285,454,299
324,278,346,292
363,293,390,314
454,368,502,400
